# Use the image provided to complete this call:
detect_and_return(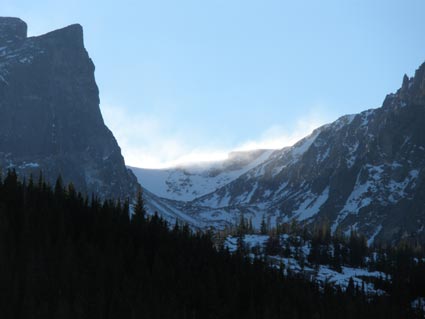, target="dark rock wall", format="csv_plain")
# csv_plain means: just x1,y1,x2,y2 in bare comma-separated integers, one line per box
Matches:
0,17,139,200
